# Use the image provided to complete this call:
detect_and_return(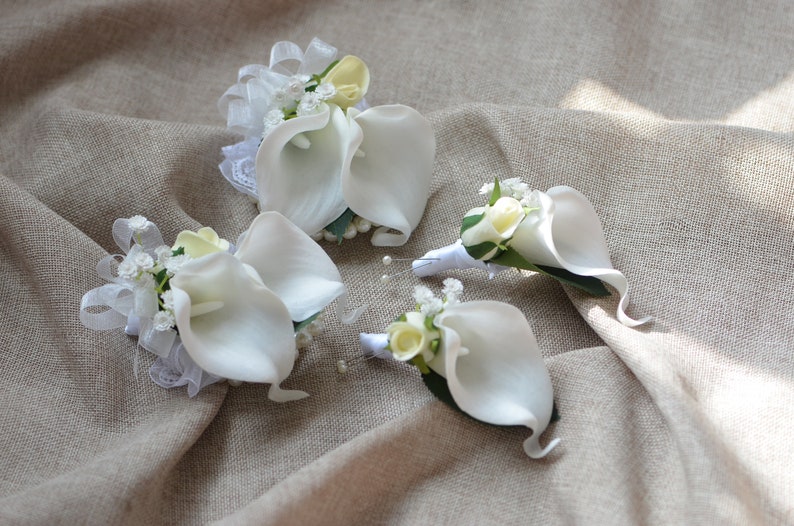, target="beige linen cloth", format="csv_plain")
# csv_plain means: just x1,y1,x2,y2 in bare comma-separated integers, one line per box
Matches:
2,1,793,524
